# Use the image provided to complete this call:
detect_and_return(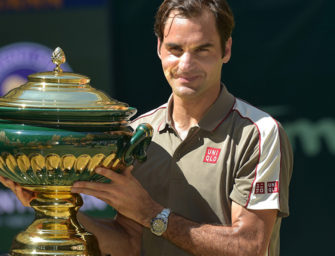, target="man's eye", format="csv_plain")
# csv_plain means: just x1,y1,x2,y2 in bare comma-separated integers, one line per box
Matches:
196,48,209,53
169,47,183,56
